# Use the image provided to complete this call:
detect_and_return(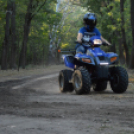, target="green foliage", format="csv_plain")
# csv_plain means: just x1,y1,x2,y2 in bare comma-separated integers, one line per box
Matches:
80,0,132,57
0,0,61,66
0,0,133,67
57,3,87,50
0,0,6,54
